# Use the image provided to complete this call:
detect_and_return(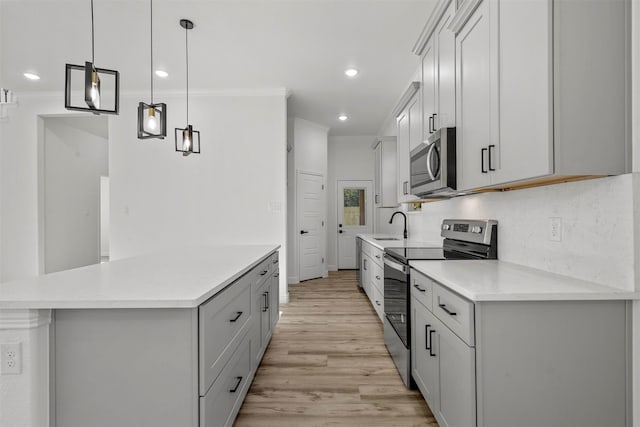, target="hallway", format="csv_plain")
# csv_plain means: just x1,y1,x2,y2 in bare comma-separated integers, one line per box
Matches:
234,271,438,426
